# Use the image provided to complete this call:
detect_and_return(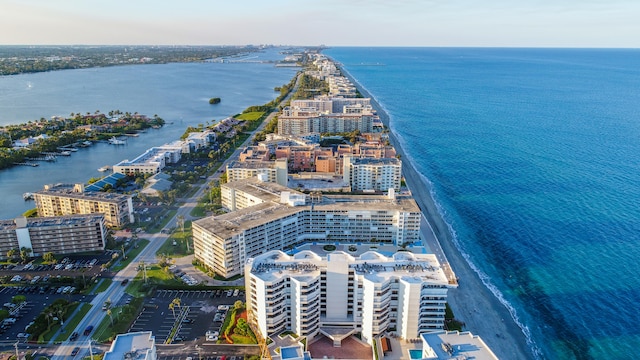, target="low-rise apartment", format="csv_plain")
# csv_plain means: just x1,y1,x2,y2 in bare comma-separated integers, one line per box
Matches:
34,183,134,228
